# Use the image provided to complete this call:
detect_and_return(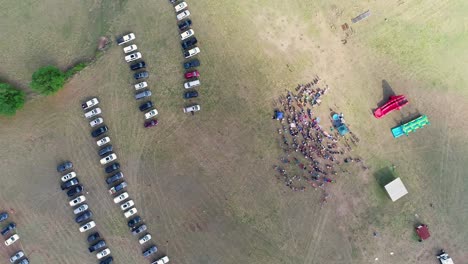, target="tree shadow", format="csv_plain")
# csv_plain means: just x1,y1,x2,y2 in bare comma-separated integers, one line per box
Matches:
373,167,396,188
